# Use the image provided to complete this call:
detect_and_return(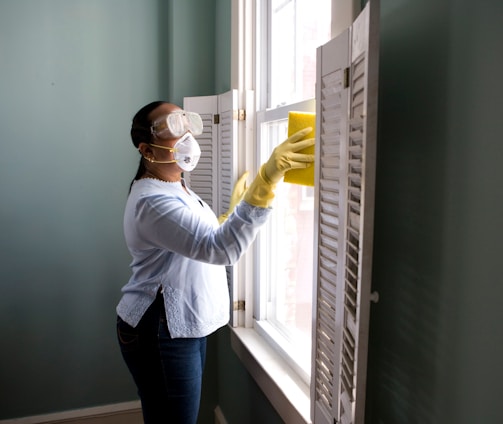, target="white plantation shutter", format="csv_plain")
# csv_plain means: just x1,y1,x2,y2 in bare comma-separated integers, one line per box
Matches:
217,91,242,325
183,95,219,209
217,90,239,218
184,91,241,325
311,2,379,424
312,27,350,424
